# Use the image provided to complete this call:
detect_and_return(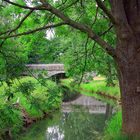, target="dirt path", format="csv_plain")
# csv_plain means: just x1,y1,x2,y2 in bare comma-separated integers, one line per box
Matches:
62,95,106,114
